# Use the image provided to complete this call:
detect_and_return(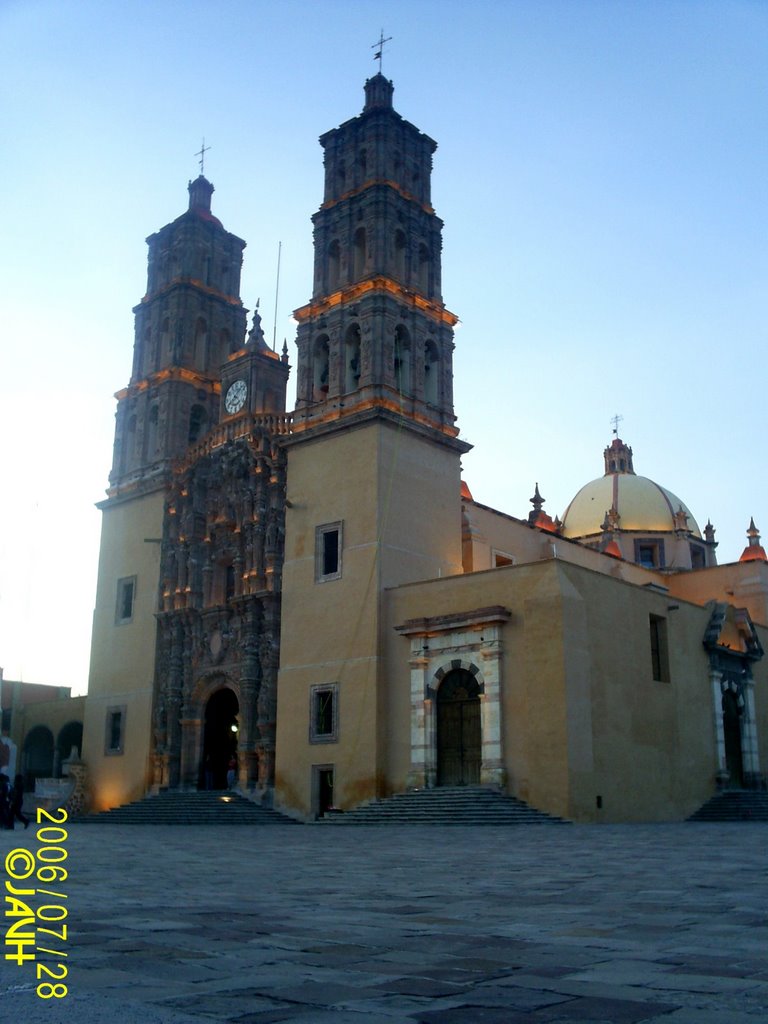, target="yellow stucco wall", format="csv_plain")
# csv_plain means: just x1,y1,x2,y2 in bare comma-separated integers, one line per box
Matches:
384,559,767,822
275,418,463,817
82,490,164,810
